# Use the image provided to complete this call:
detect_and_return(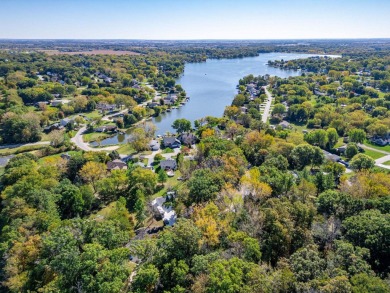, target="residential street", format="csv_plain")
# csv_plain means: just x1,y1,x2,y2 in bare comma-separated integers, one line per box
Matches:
262,86,273,123
358,143,390,170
